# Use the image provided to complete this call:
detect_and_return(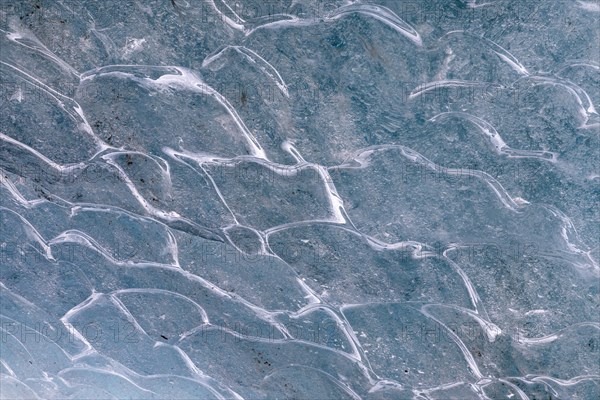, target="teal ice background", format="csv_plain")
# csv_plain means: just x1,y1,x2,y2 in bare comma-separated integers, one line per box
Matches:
1,1,599,399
